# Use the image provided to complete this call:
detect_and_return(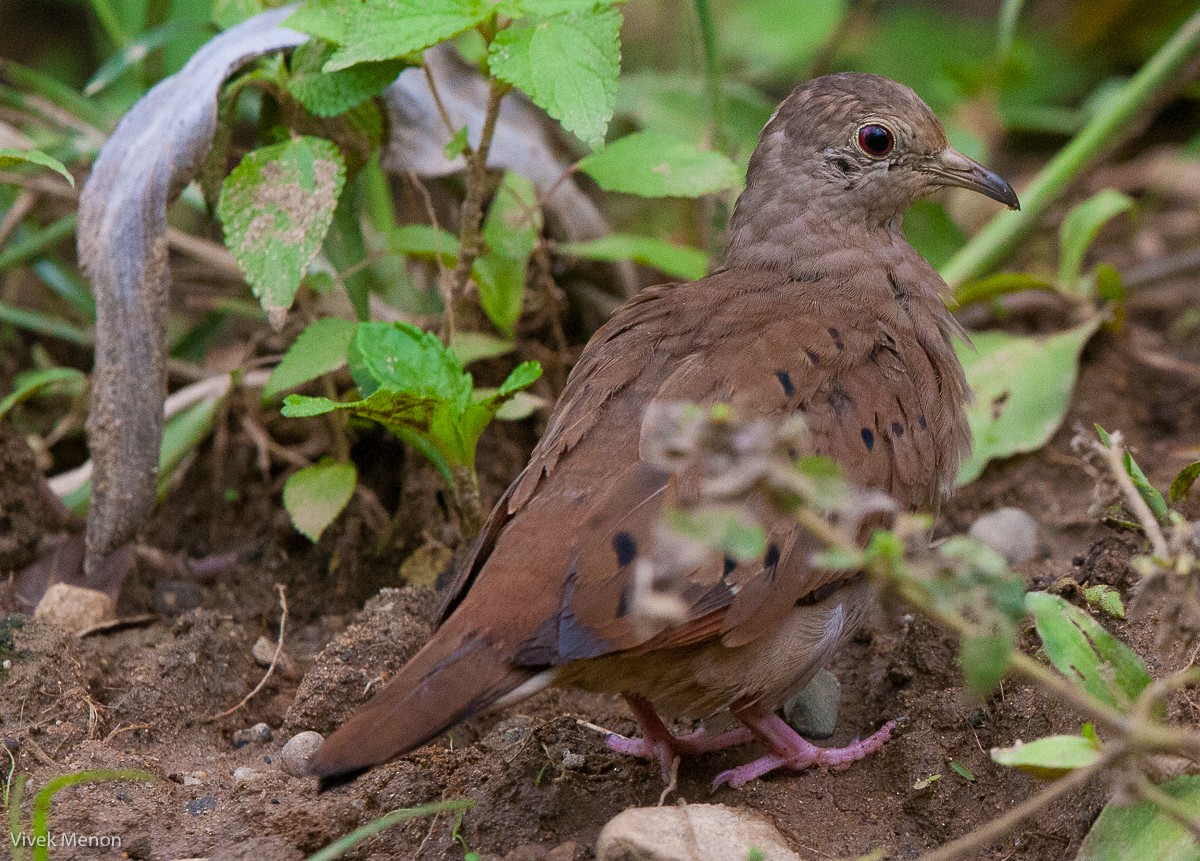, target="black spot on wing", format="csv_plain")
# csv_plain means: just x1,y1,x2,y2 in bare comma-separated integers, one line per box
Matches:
723,555,737,576
828,327,845,350
805,348,821,366
892,420,905,437
775,370,795,397
613,532,637,566
918,414,928,430
764,543,781,568
861,427,875,451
